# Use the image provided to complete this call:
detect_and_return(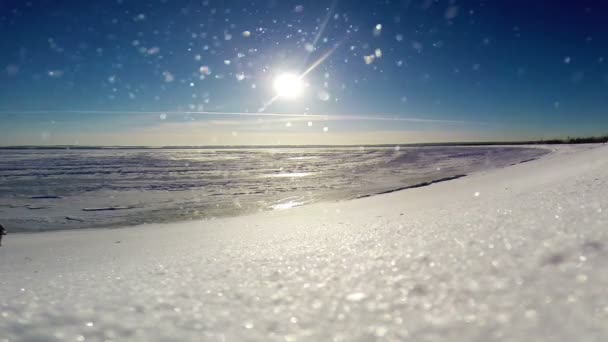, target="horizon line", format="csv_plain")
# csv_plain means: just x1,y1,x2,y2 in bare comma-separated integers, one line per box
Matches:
1,137,603,149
